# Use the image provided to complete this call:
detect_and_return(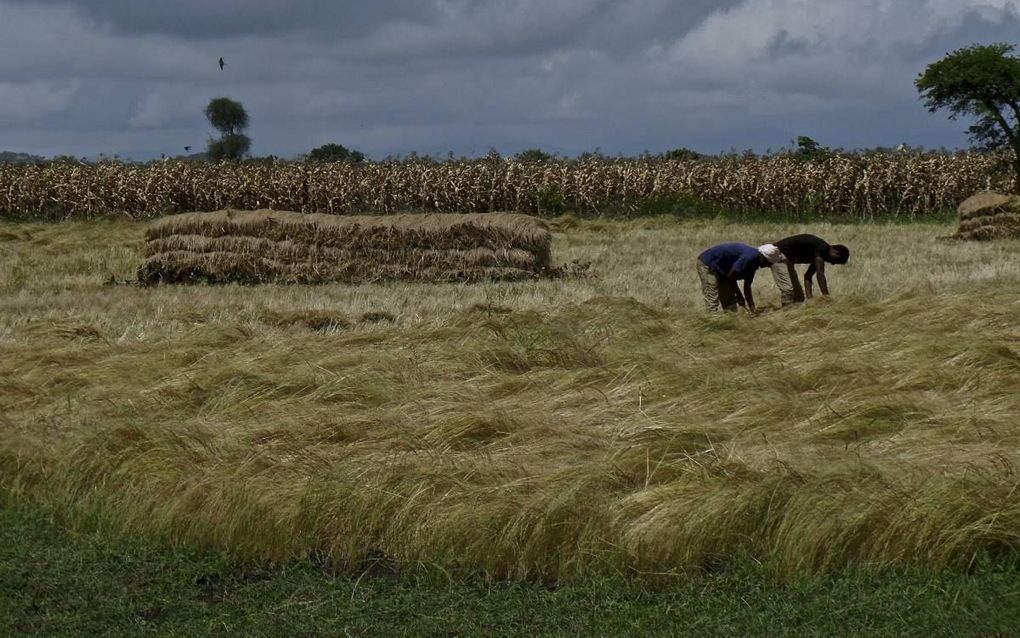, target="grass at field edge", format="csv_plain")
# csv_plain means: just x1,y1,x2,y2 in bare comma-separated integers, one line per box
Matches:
2,500,1018,637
